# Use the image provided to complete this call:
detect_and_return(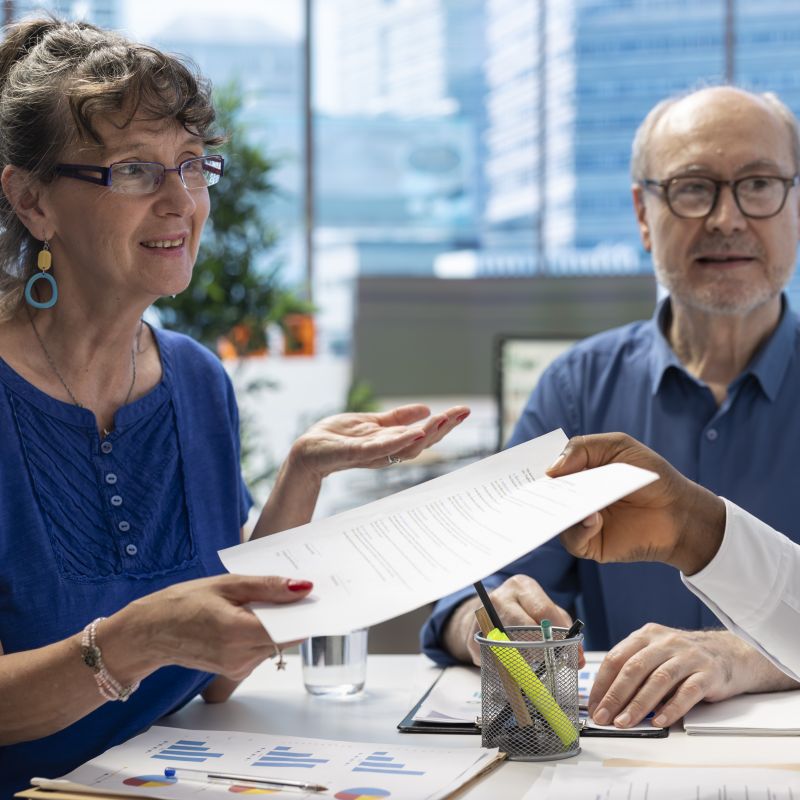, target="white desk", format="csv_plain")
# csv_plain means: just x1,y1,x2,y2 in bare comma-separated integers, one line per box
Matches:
161,655,800,799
